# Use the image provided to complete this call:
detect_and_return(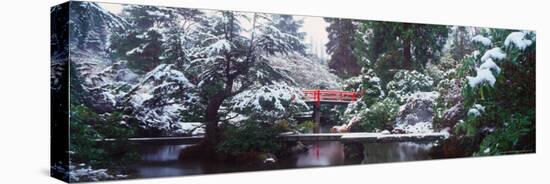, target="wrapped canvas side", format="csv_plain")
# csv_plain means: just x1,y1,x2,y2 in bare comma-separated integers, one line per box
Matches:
51,2,70,182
